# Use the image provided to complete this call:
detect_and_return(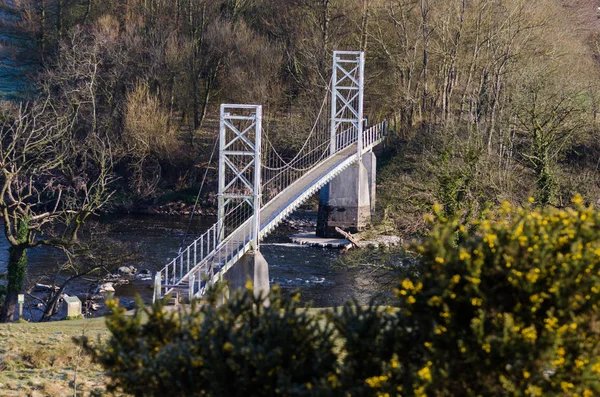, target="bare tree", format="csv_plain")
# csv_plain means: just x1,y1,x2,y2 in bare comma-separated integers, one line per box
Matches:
0,99,115,322
33,223,142,321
